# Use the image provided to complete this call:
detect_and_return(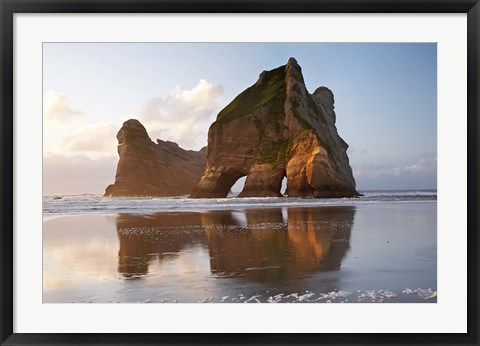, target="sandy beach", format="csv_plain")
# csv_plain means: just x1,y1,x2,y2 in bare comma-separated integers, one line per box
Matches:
43,201,436,303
